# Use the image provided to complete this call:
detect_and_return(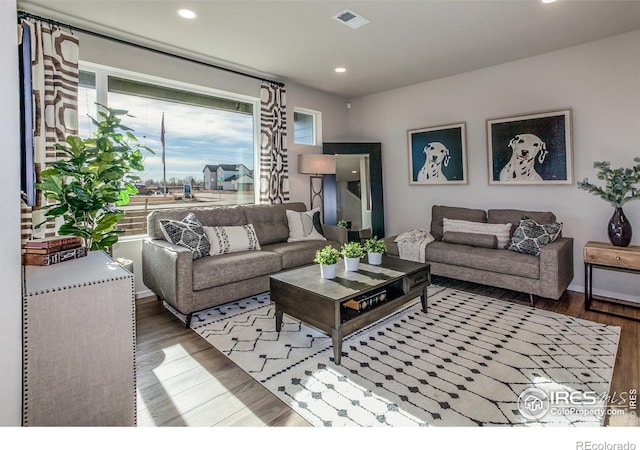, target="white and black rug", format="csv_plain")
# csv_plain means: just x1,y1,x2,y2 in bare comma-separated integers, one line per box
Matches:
166,287,620,427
